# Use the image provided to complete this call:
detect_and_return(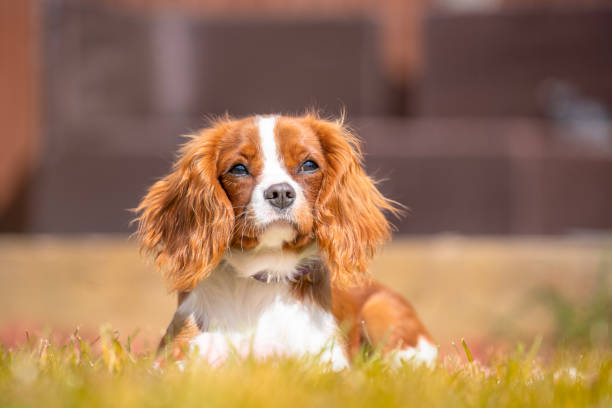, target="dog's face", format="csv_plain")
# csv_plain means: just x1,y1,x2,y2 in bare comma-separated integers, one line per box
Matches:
216,116,325,251
136,114,396,292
